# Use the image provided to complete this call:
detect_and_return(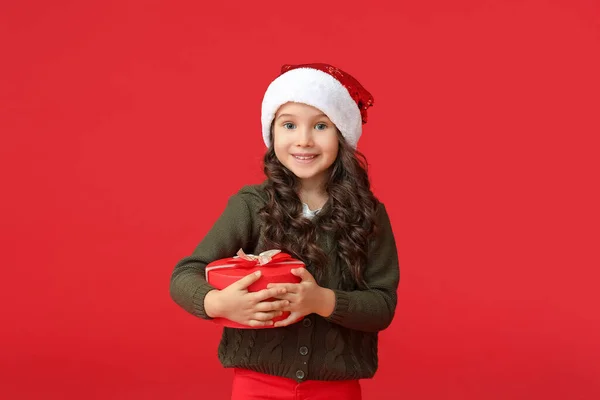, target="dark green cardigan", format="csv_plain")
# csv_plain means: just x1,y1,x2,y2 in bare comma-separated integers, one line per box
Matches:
170,182,400,382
